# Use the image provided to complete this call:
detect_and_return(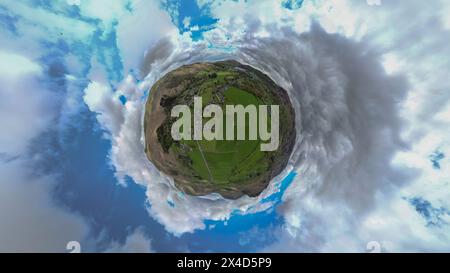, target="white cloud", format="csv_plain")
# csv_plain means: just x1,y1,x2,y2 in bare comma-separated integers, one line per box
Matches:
0,160,90,252
183,16,191,29
0,1,95,43
78,0,126,23
0,52,53,156
366,0,381,6
115,0,177,74
66,0,81,6
0,51,42,78
0,49,90,251
83,81,125,136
